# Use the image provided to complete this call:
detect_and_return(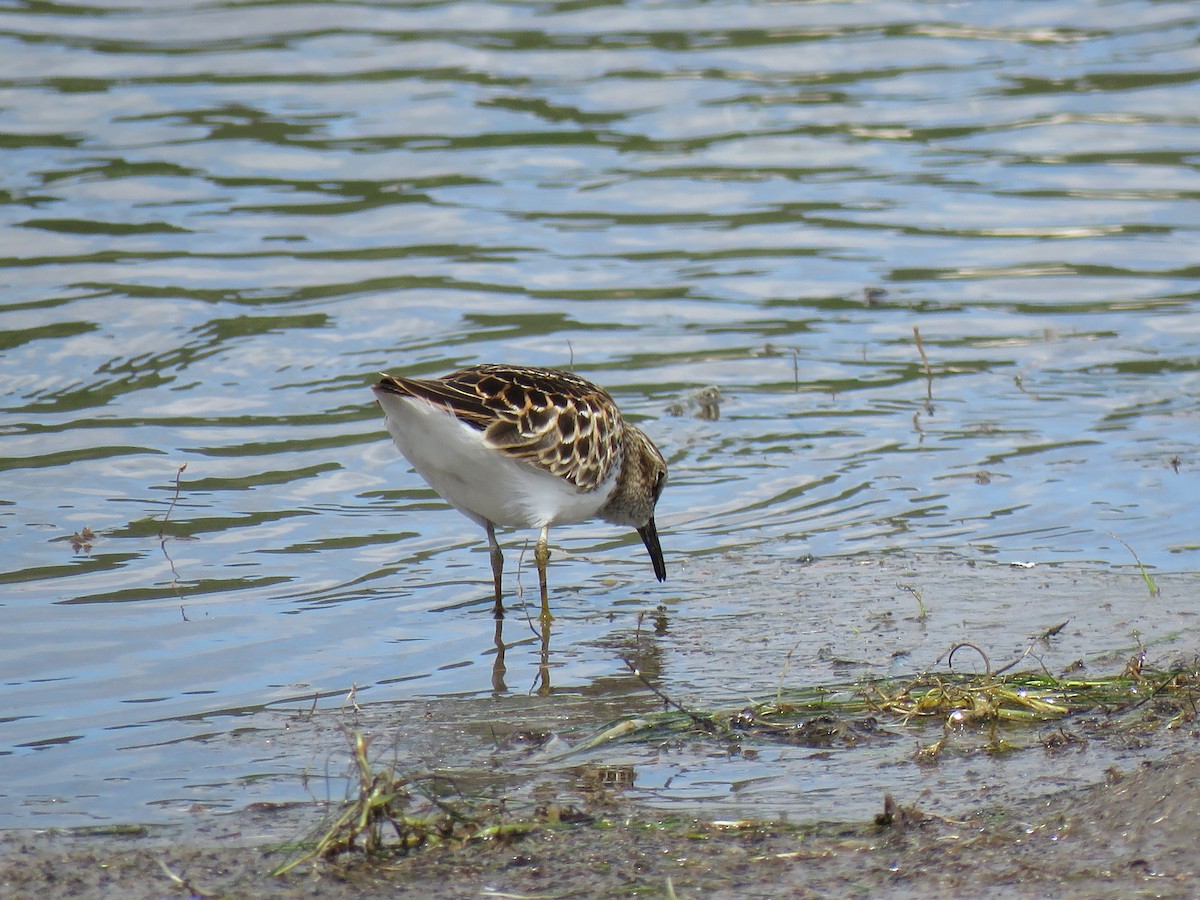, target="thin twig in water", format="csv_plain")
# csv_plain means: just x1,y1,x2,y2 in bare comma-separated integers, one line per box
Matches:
513,540,547,640
913,325,933,413
1015,372,1041,401
948,642,991,677
620,655,713,731
156,859,210,898
342,683,361,717
158,463,189,619
777,639,802,705
158,463,187,539
515,539,527,601
898,583,927,620
993,641,1037,678
522,602,542,641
